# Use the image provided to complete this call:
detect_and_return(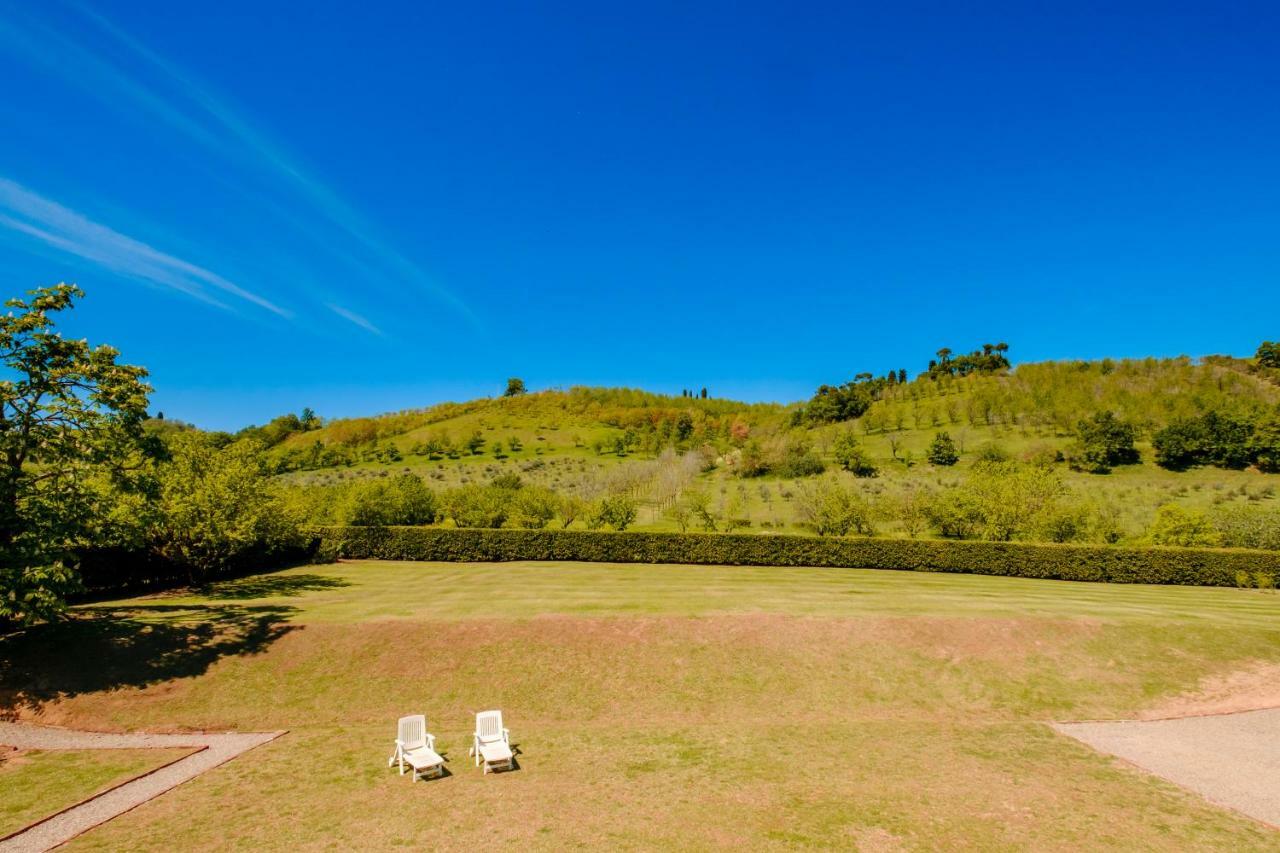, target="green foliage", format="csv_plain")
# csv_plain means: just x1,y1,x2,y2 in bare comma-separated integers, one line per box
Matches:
316,527,1279,587
1153,411,1256,470
973,443,1010,463
592,495,638,531
150,433,302,582
441,484,510,528
925,342,1010,379
504,377,527,397
833,431,877,477
1067,411,1139,473
923,462,1068,542
340,474,437,527
466,430,486,455
510,485,559,529
0,284,151,624
926,432,960,466
1257,341,1280,369
1146,504,1223,548
774,439,826,478
797,376,890,424
1248,411,1280,473
1211,504,1280,551
795,480,875,537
